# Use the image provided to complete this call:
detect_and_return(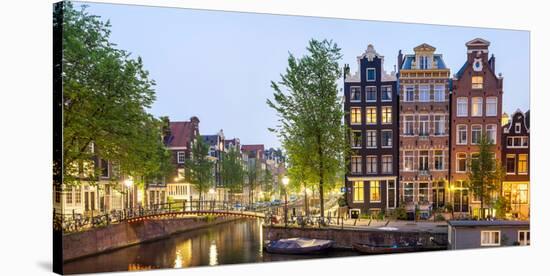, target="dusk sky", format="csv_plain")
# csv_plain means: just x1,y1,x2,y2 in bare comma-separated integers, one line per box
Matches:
79,2,530,149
